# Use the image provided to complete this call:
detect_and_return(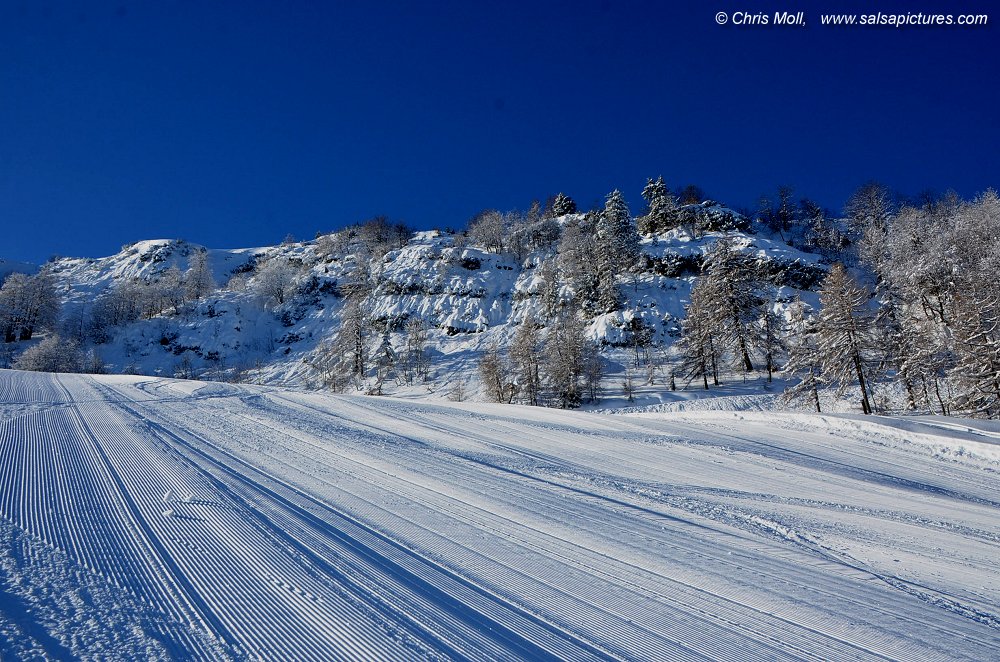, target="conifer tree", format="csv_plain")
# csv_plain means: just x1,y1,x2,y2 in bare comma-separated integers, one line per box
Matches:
677,280,721,389
550,192,577,217
544,309,588,408
597,189,640,271
479,341,515,403
815,264,877,414
593,190,639,313
783,299,823,412
638,176,678,235
949,291,1000,417
402,316,429,384
511,317,544,405
701,239,761,373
